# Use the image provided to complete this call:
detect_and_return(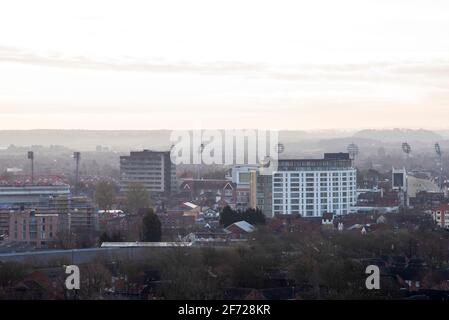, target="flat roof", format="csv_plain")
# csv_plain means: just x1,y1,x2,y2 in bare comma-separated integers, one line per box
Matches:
101,242,192,248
